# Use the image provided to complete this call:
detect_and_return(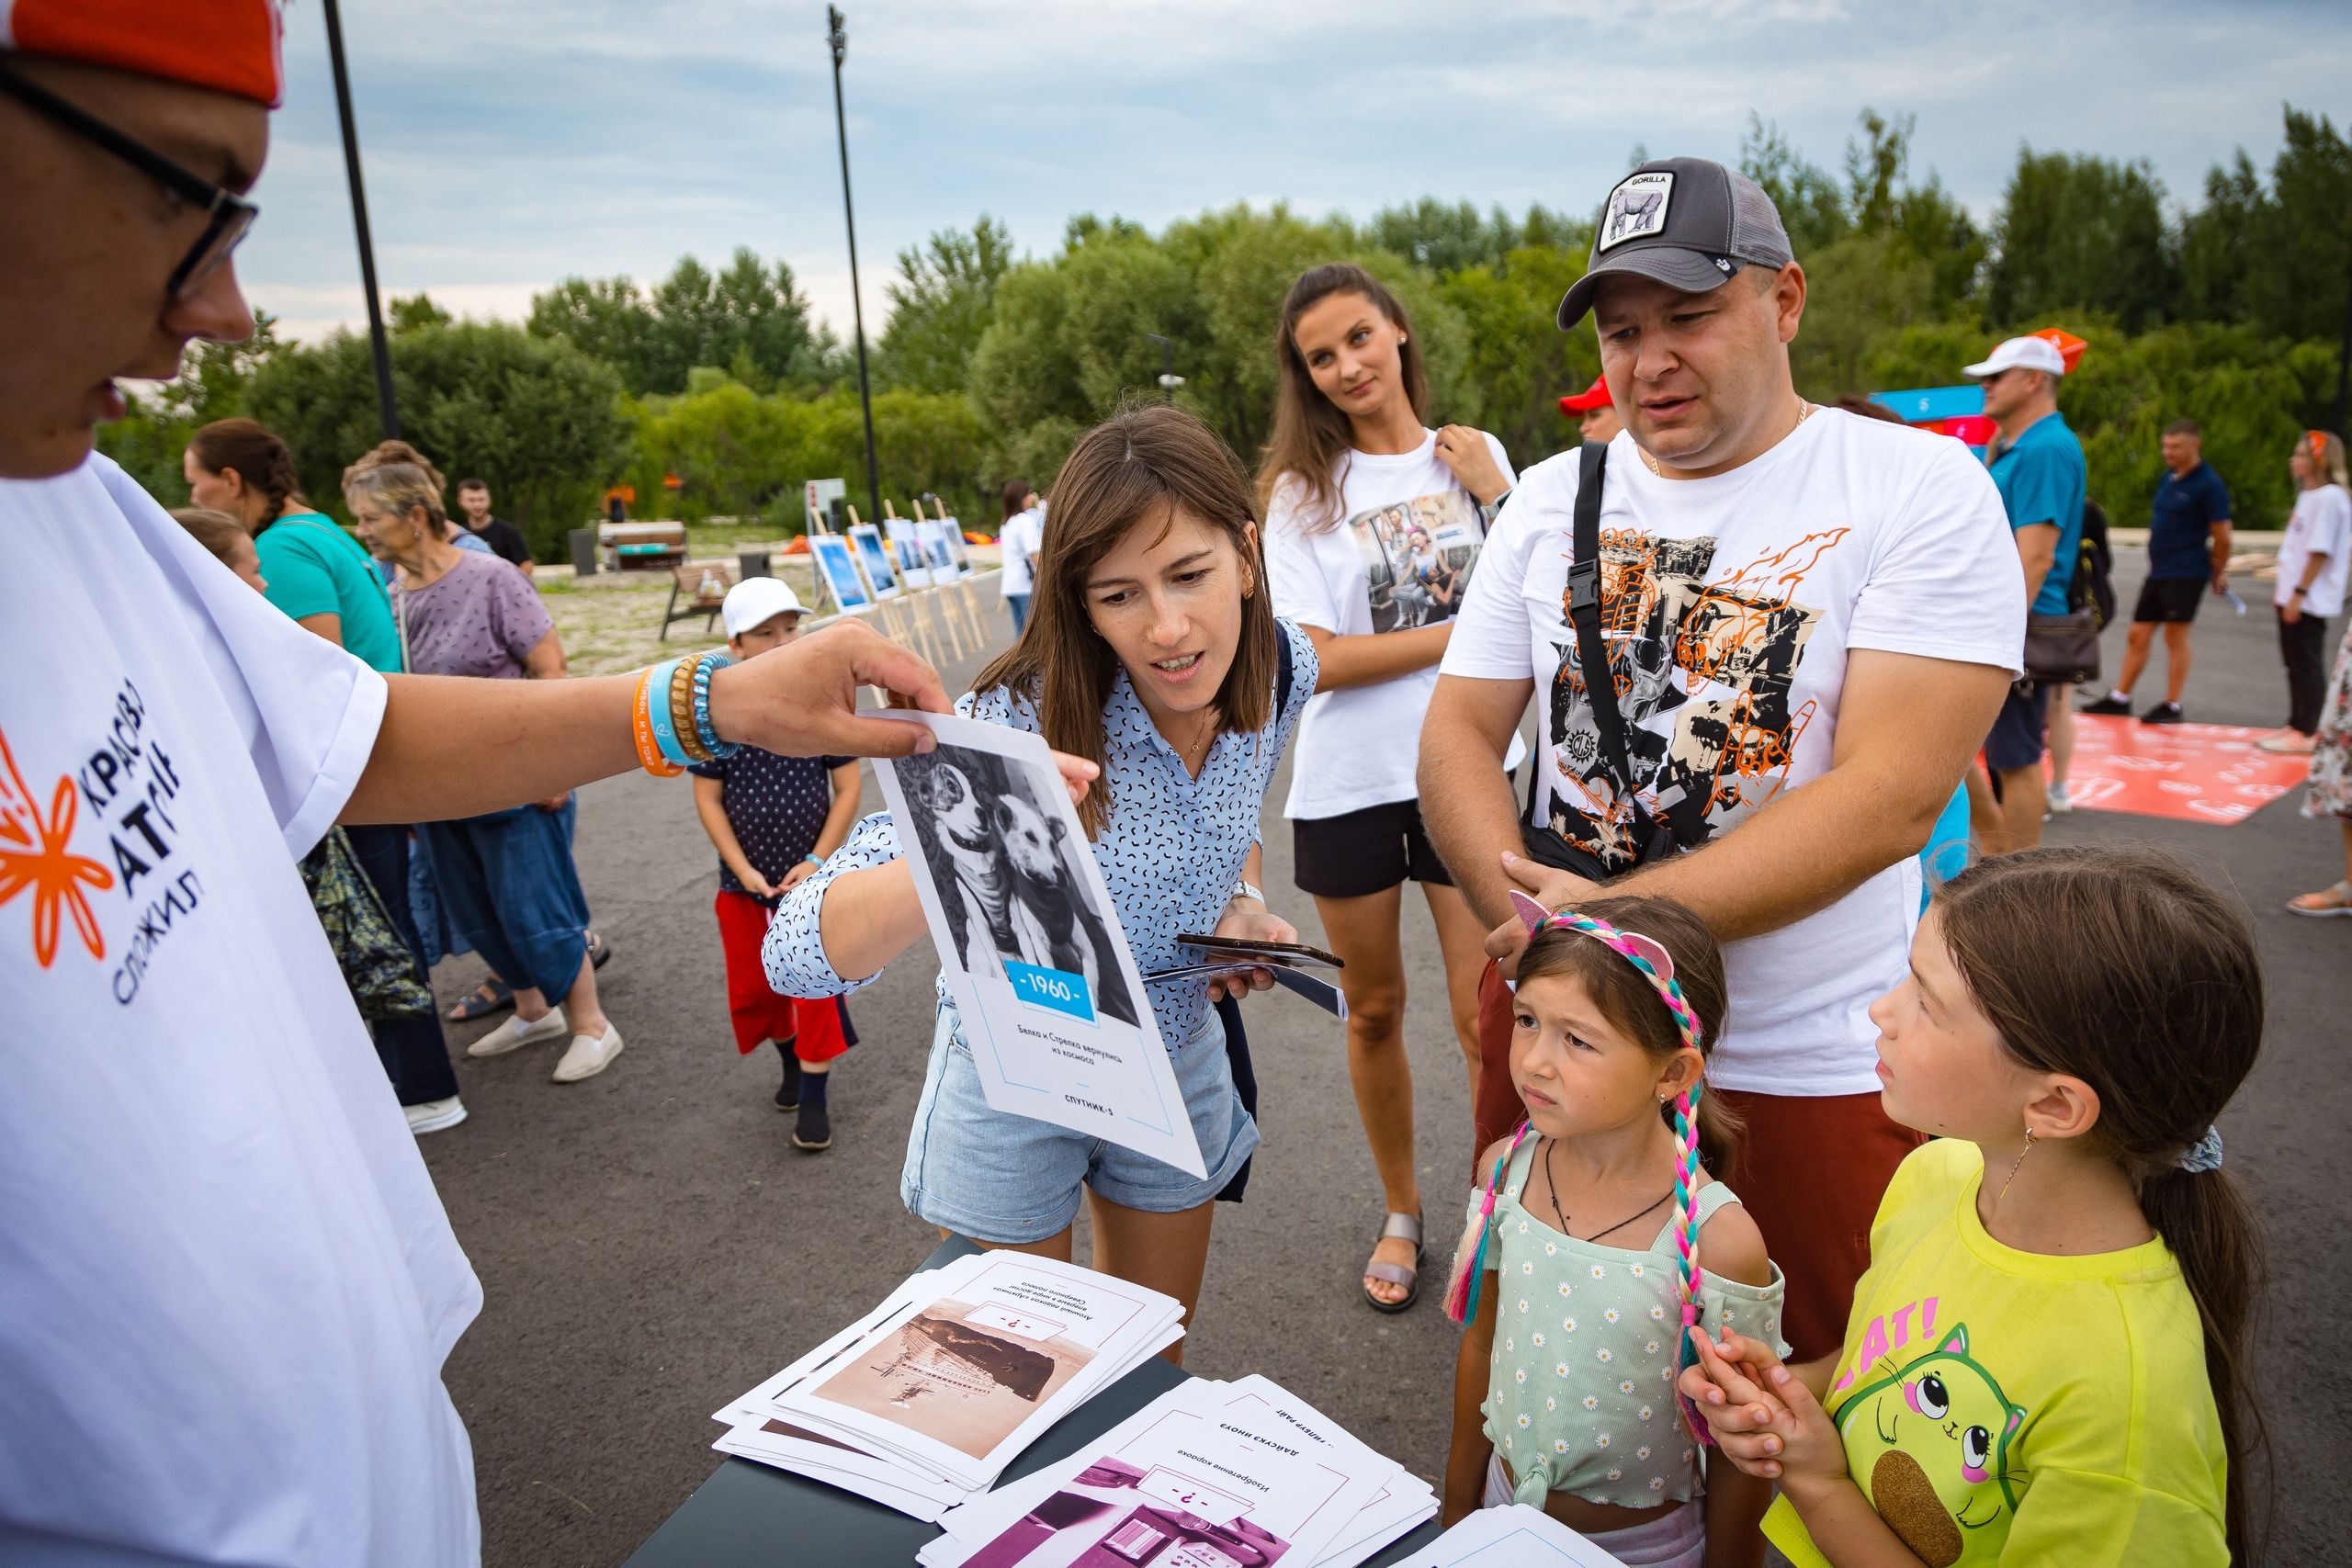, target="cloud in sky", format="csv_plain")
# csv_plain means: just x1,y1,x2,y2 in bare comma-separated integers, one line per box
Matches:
239,0,2345,345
